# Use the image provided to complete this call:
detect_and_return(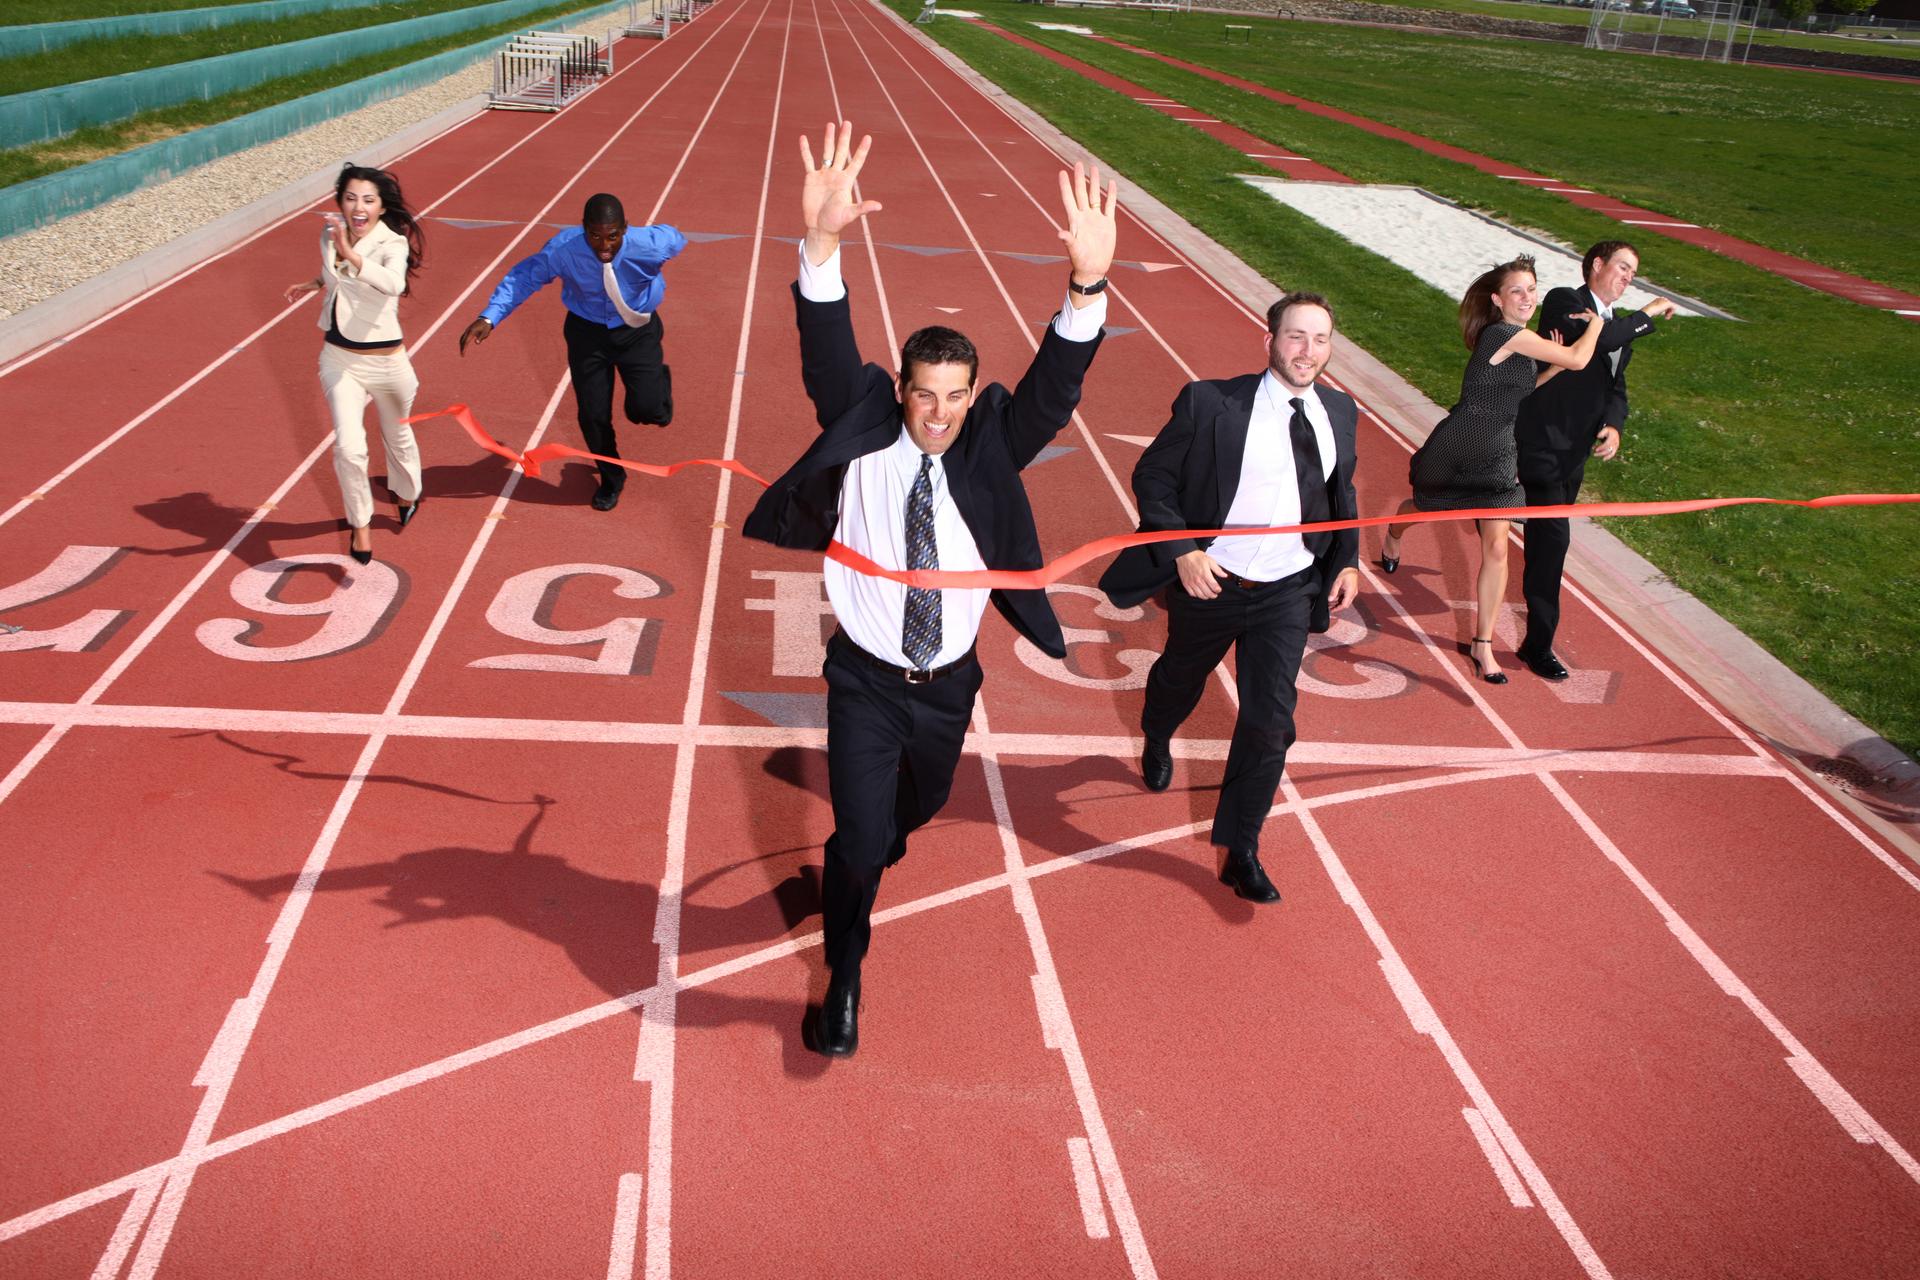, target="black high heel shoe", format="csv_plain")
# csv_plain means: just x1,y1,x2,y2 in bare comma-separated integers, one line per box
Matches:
348,525,373,566
398,496,421,529
1468,637,1507,685
1378,536,1400,574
